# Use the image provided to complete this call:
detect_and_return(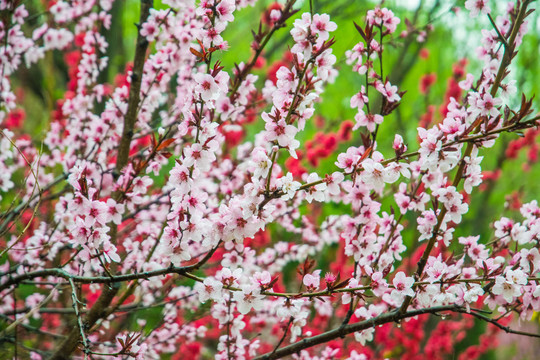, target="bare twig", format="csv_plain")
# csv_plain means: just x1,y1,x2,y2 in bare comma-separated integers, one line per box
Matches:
0,285,58,336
